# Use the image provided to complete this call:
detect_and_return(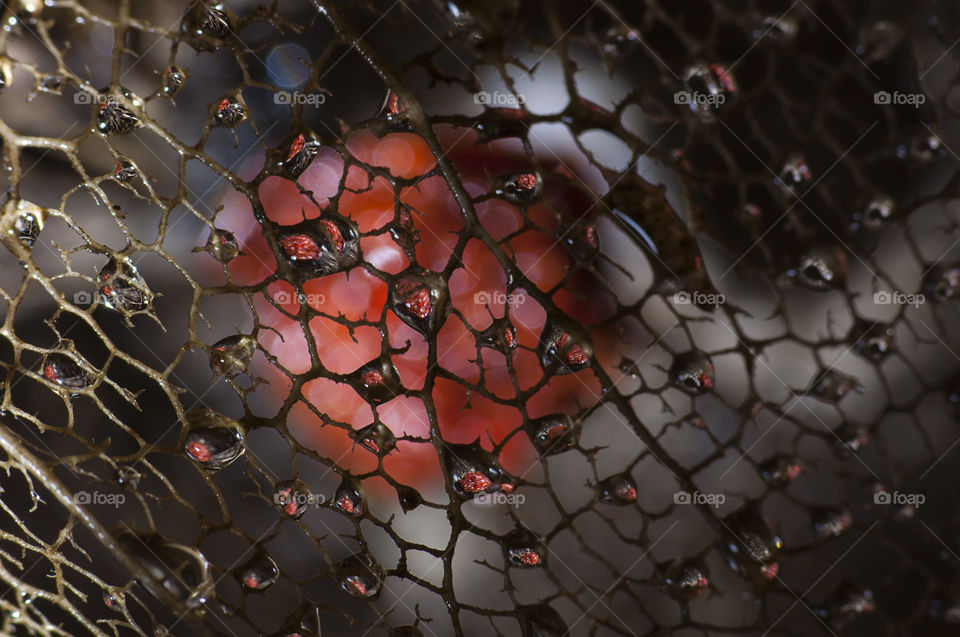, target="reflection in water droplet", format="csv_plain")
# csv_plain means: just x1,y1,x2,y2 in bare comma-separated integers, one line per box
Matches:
237,551,279,591
336,553,384,599
670,351,714,394
117,531,212,608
